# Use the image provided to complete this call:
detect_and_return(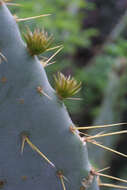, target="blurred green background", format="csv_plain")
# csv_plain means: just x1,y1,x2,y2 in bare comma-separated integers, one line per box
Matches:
10,0,127,189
